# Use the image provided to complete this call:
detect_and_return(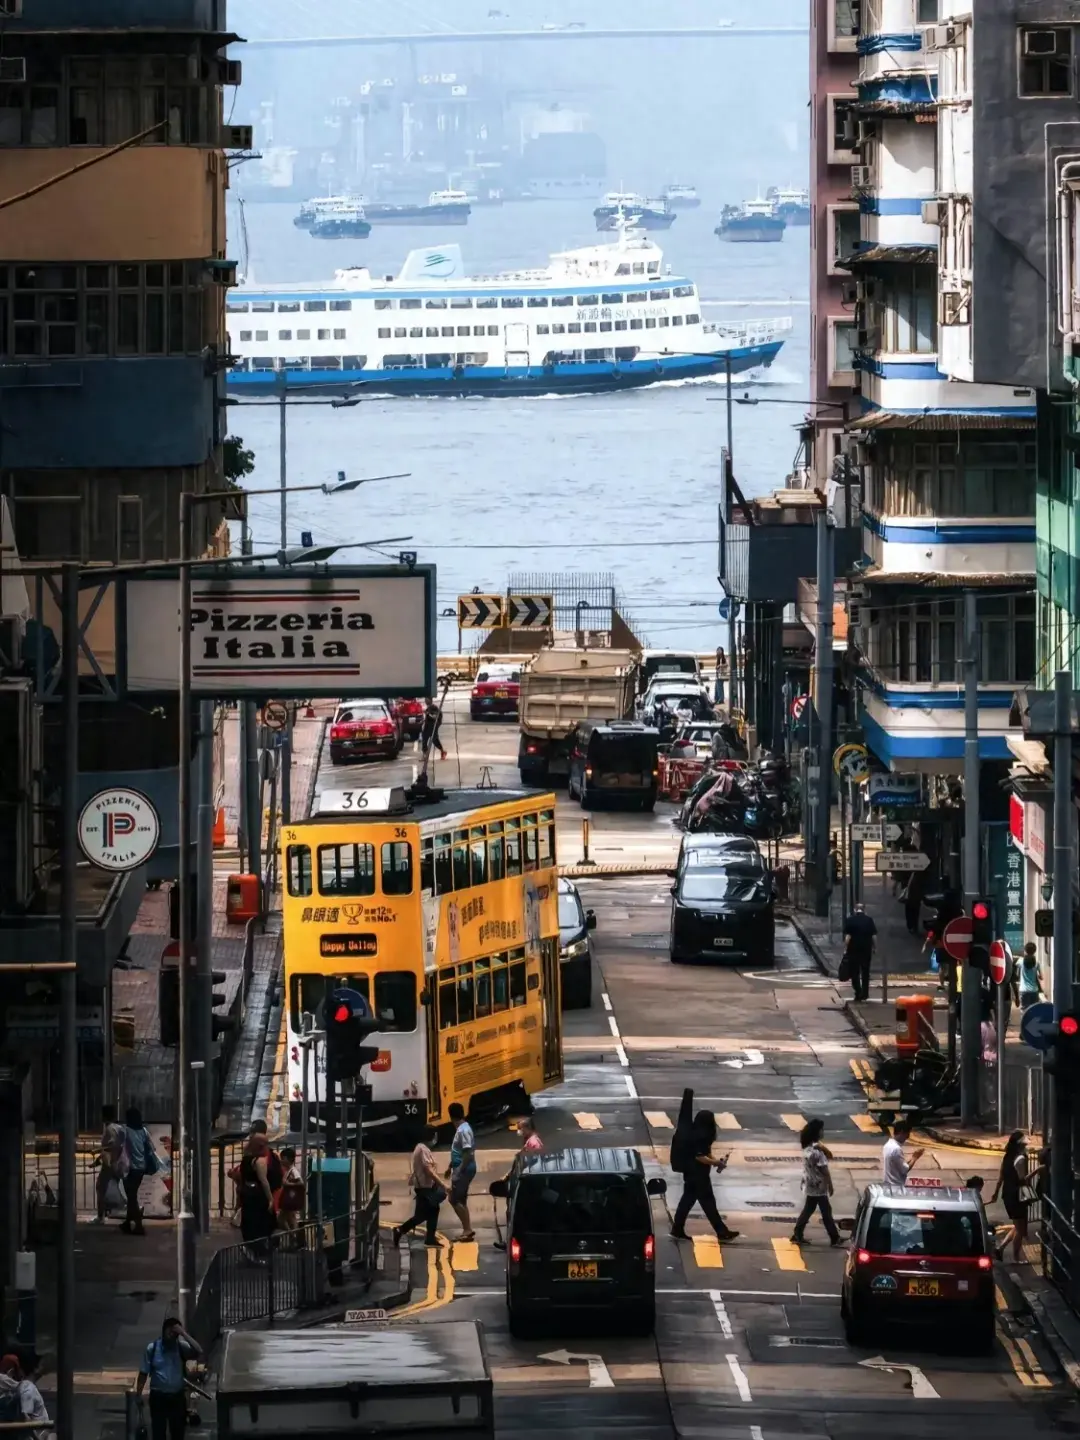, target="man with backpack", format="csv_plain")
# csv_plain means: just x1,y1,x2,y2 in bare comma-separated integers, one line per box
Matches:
135,1318,201,1440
